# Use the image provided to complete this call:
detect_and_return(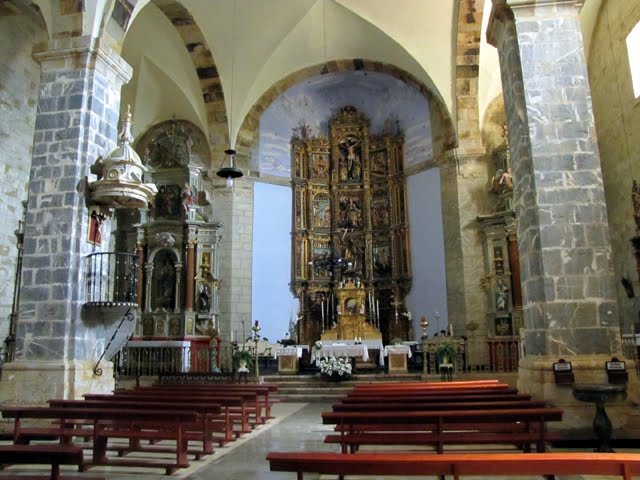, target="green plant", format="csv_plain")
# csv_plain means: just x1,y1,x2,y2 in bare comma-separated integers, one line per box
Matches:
391,337,403,346
233,348,254,369
435,342,457,364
